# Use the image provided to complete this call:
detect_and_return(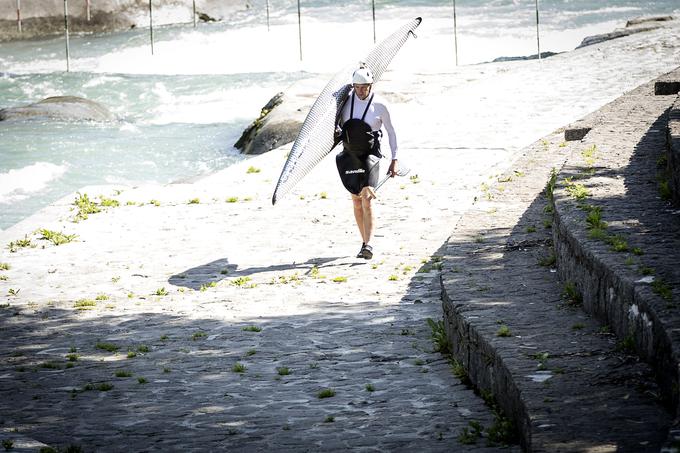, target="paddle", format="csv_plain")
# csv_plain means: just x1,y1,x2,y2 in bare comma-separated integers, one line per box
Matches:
375,165,411,191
